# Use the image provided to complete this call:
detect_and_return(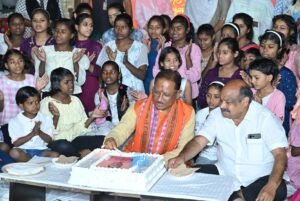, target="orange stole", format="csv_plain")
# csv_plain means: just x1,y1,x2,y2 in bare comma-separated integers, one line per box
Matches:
124,95,192,154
